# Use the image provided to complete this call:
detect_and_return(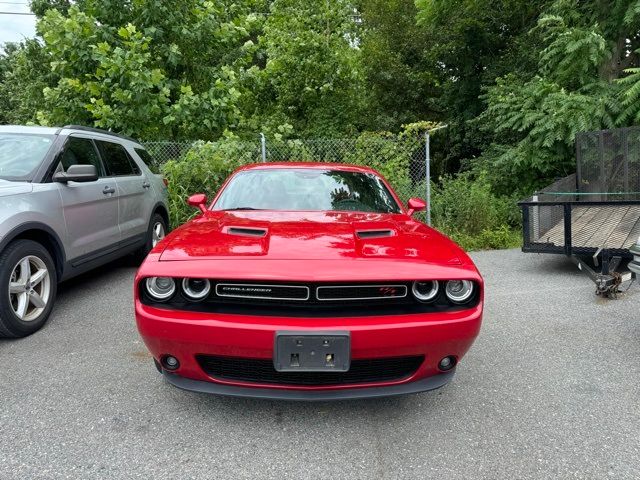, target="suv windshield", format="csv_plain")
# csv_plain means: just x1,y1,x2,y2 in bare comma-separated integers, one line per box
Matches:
0,133,54,181
214,168,401,213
